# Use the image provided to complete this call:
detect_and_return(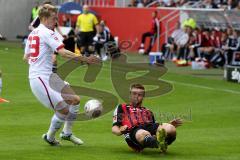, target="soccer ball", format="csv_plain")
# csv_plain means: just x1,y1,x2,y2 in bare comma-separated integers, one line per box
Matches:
138,48,145,55
84,99,103,118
